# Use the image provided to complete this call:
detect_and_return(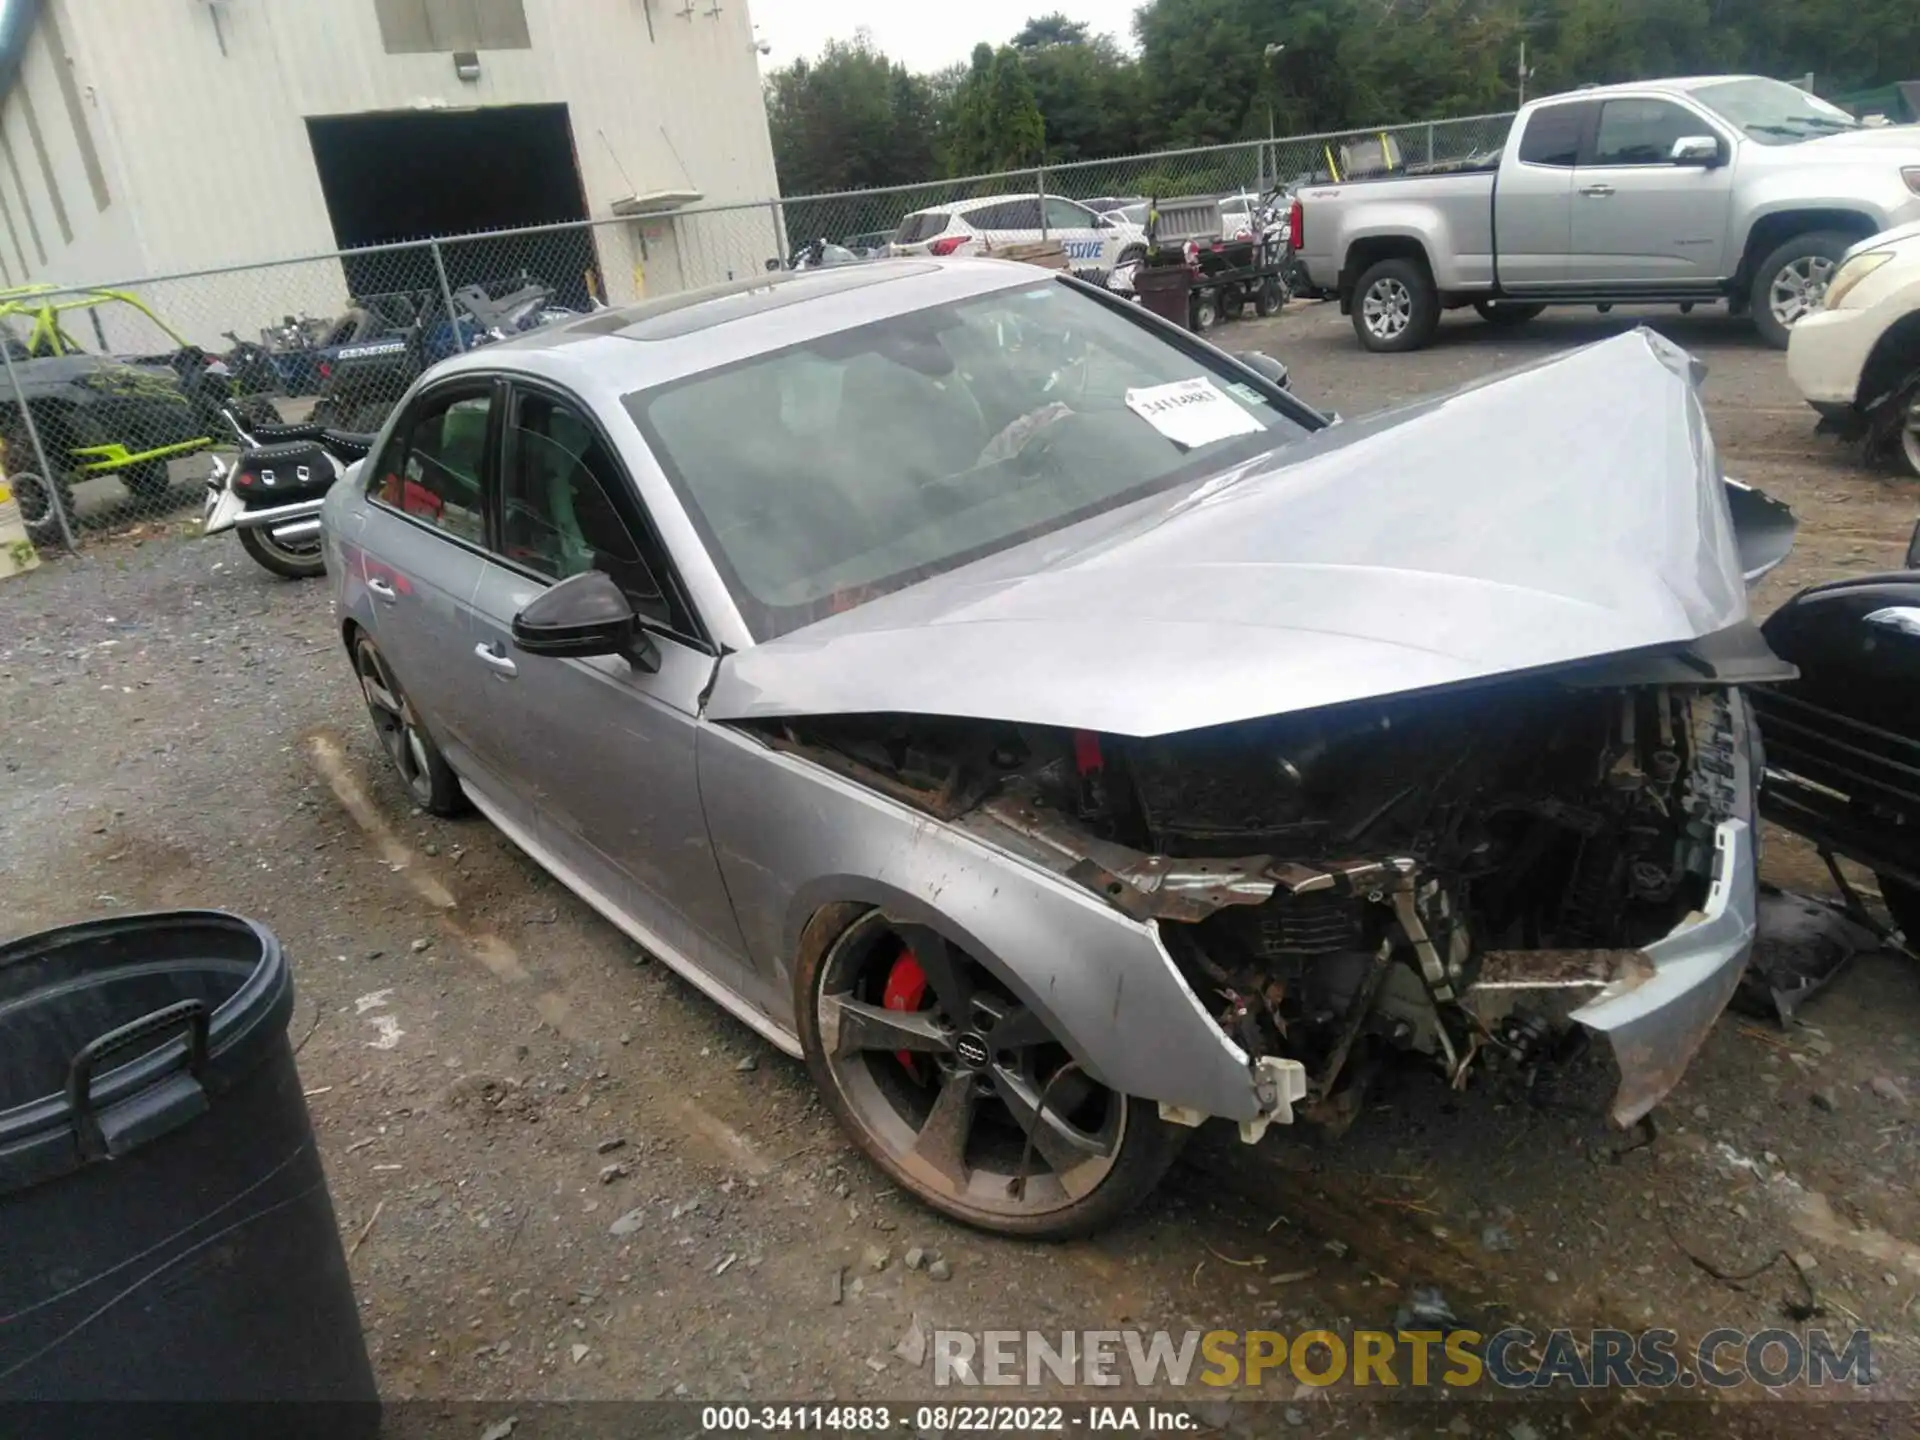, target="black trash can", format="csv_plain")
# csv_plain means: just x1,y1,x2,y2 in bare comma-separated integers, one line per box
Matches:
1133,261,1195,330
0,910,376,1434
